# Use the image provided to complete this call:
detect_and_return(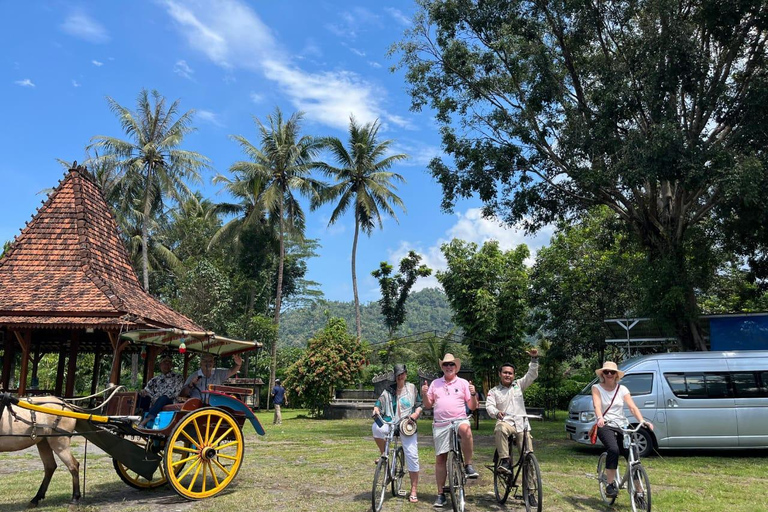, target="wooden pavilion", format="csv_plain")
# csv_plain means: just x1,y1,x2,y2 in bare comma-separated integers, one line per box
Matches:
0,166,204,397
